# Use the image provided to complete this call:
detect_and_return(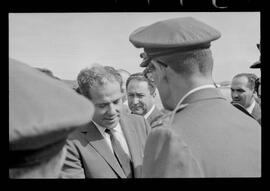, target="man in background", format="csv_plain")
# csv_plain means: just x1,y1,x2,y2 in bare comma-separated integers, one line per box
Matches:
126,72,164,128
231,73,261,124
9,58,94,178
117,69,131,104
118,69,131,113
